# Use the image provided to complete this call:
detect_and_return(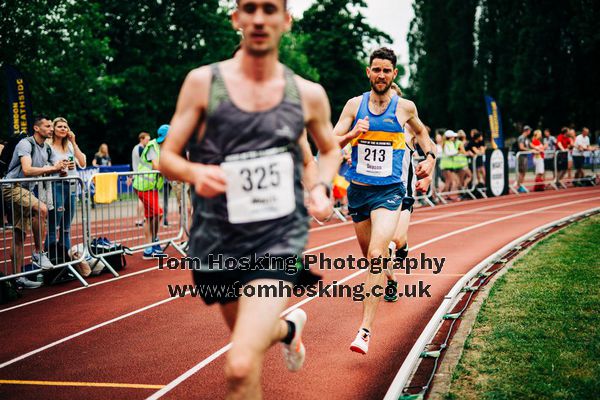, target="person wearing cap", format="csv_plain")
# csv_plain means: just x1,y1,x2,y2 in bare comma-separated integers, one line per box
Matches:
133,124,169,259
440,130,460,198
516,125,532,192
